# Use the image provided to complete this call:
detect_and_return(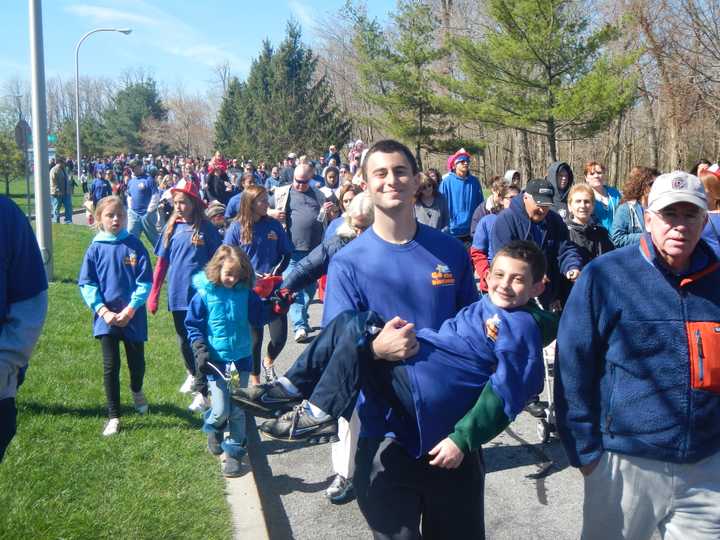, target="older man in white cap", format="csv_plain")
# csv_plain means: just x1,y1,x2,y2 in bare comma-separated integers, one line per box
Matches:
555,171,720,540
